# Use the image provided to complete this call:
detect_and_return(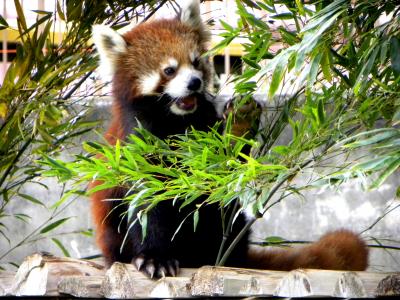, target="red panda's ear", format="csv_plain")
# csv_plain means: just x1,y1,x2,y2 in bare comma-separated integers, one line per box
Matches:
179,0,210,42
92,25,127,78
